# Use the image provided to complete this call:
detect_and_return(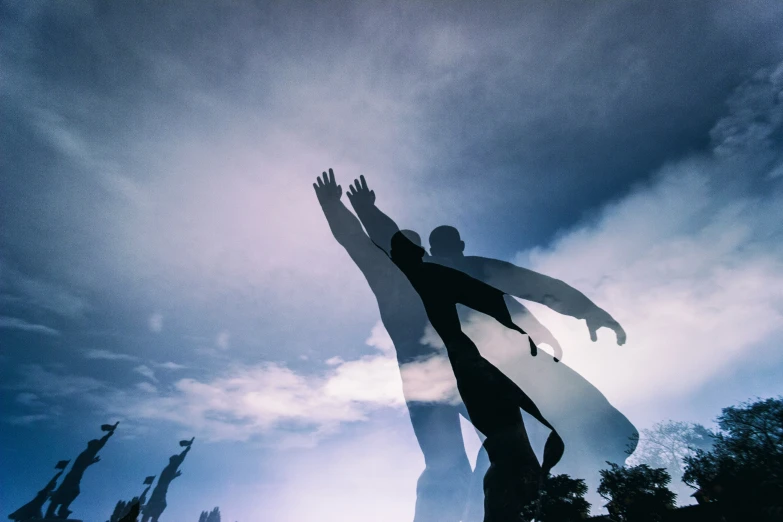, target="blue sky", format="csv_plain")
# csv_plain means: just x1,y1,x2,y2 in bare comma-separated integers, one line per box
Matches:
2,1,783,520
